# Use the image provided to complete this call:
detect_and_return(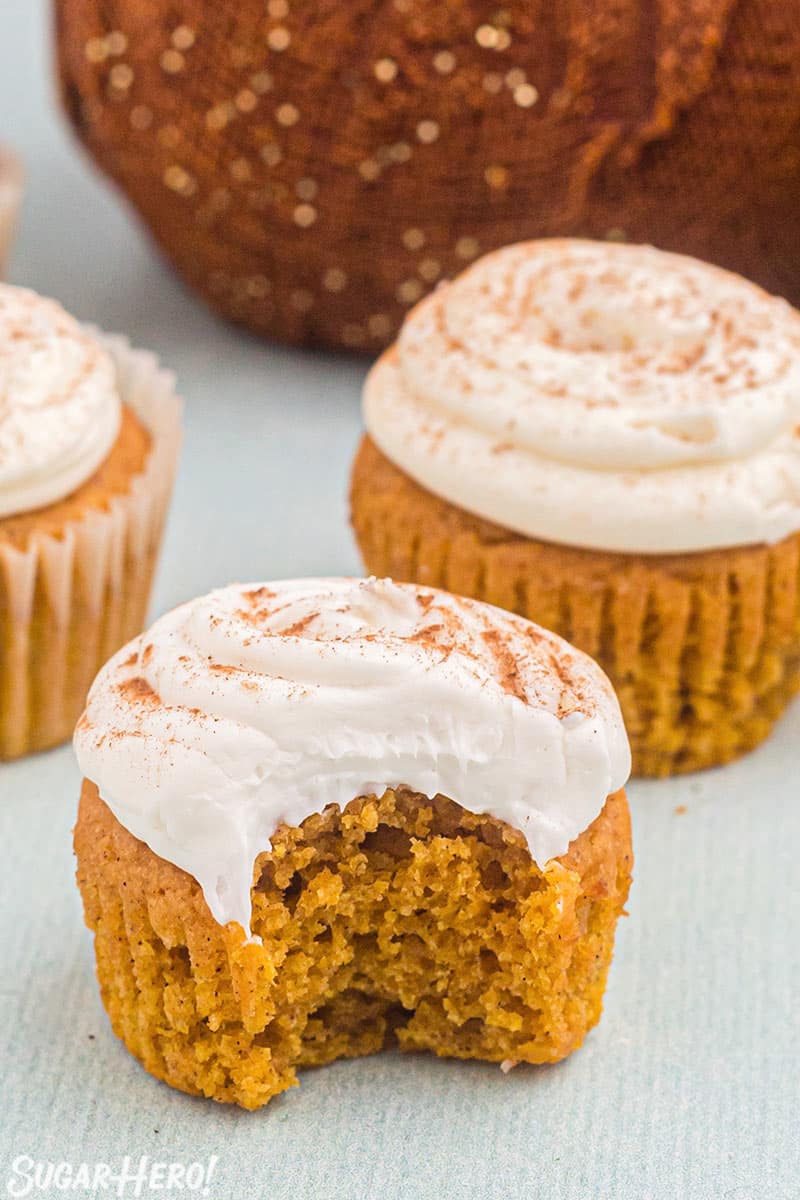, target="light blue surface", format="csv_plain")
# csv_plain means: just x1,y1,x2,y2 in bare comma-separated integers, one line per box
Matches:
0,5,797,1197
